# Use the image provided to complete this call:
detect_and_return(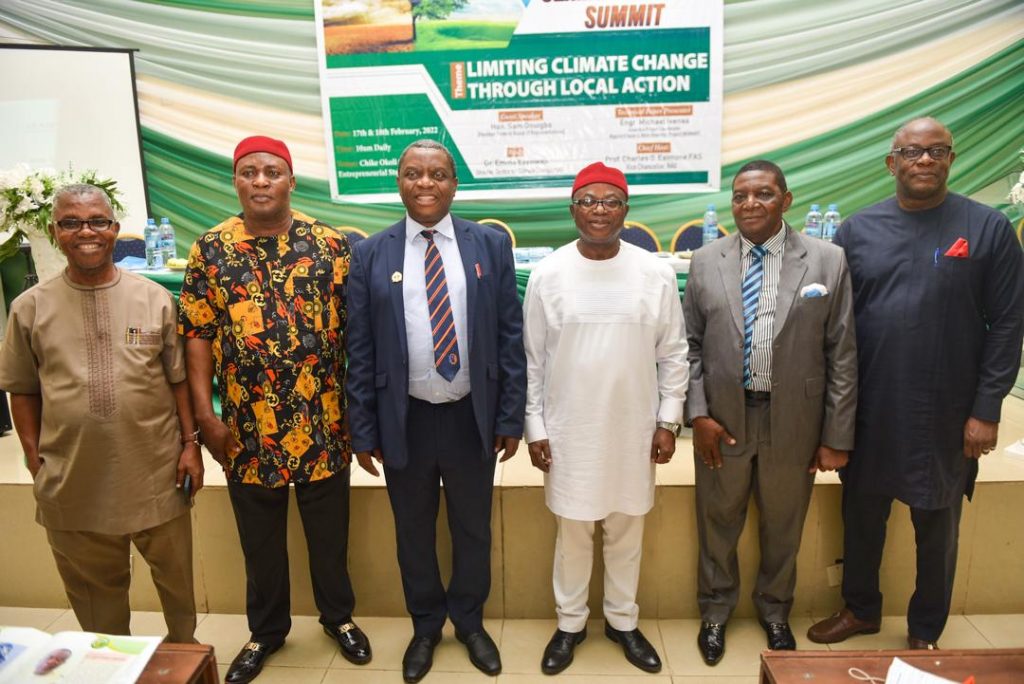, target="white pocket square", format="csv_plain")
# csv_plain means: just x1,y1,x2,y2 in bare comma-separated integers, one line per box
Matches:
800,283,829,298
